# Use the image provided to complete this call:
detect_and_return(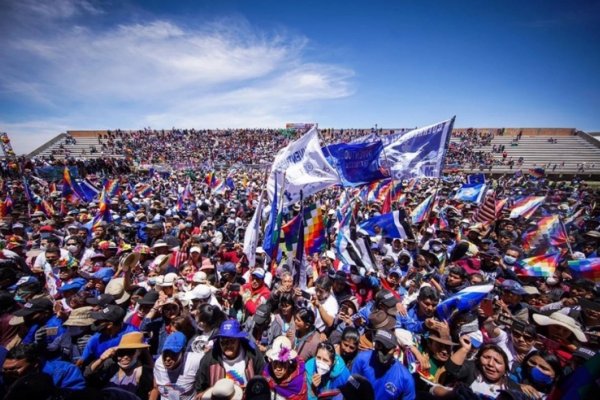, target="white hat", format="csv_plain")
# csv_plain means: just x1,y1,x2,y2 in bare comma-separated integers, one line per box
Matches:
192,271,208,284
158,272,178,287
266,336,298,362
532,312,588,342
185,284,211,301
255,246,266,255
201,378,243,400
190,246,202,254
